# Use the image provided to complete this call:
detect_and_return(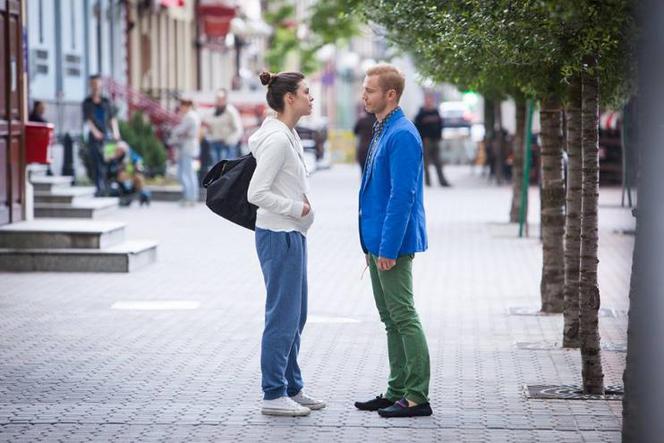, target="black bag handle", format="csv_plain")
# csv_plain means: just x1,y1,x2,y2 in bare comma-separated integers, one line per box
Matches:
202,153,255,189
202,160,227,188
